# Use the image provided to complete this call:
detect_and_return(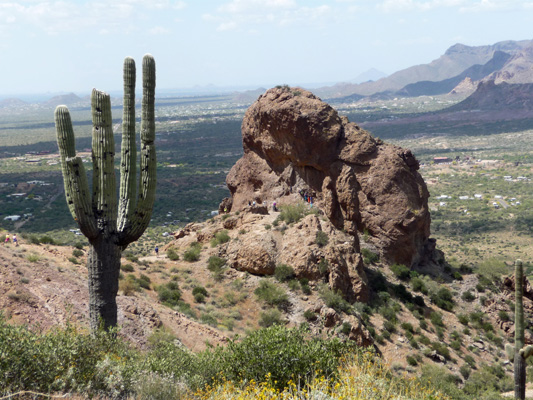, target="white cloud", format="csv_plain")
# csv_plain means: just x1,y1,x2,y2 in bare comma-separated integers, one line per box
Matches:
377,0,533,13
207,0,331,31
149,26,171,35
0,0,185,35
